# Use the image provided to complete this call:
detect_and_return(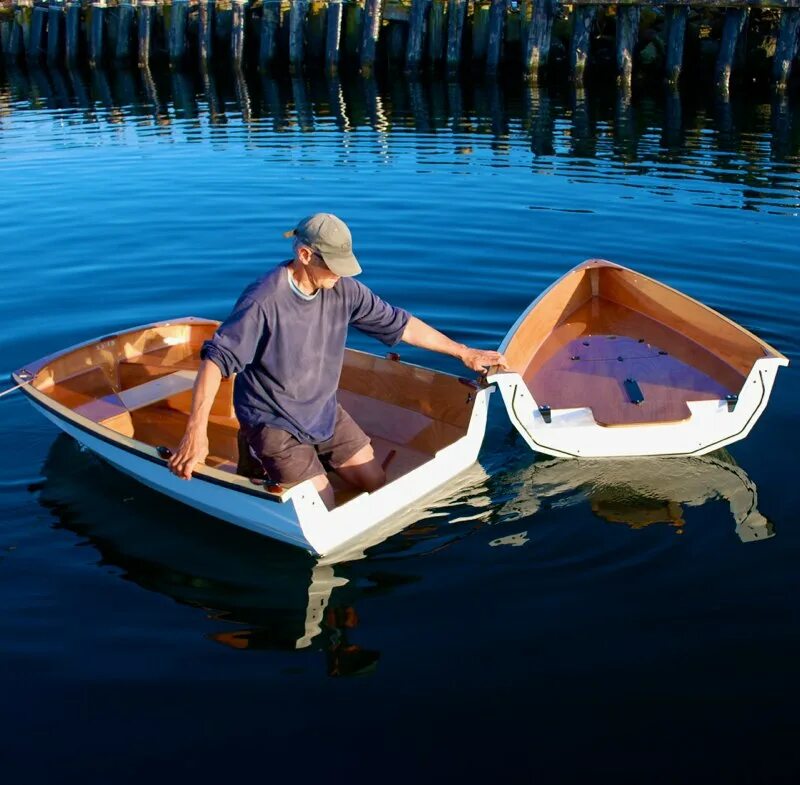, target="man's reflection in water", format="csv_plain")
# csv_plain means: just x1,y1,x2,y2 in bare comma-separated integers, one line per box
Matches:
34,436,773,675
